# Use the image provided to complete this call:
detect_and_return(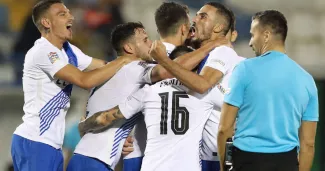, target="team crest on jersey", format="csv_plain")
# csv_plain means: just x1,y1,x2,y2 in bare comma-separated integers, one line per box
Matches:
48,52,60,64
